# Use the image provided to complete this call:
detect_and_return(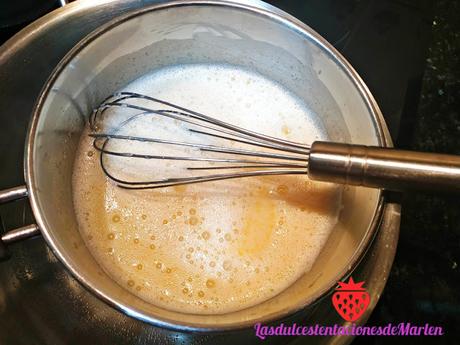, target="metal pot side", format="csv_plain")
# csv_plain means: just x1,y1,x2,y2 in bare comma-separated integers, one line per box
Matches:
24,0,390,331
